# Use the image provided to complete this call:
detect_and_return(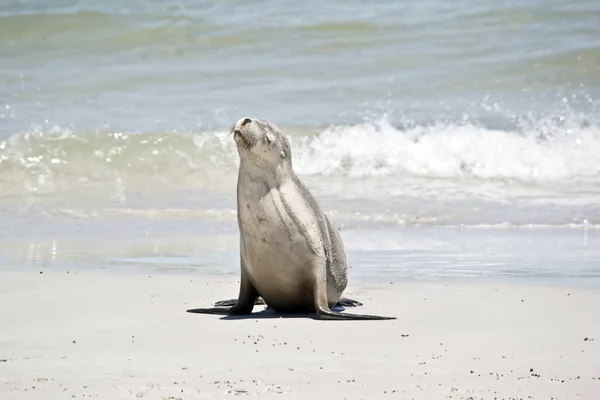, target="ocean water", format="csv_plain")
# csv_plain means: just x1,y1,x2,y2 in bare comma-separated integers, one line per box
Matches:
1,0,599,285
